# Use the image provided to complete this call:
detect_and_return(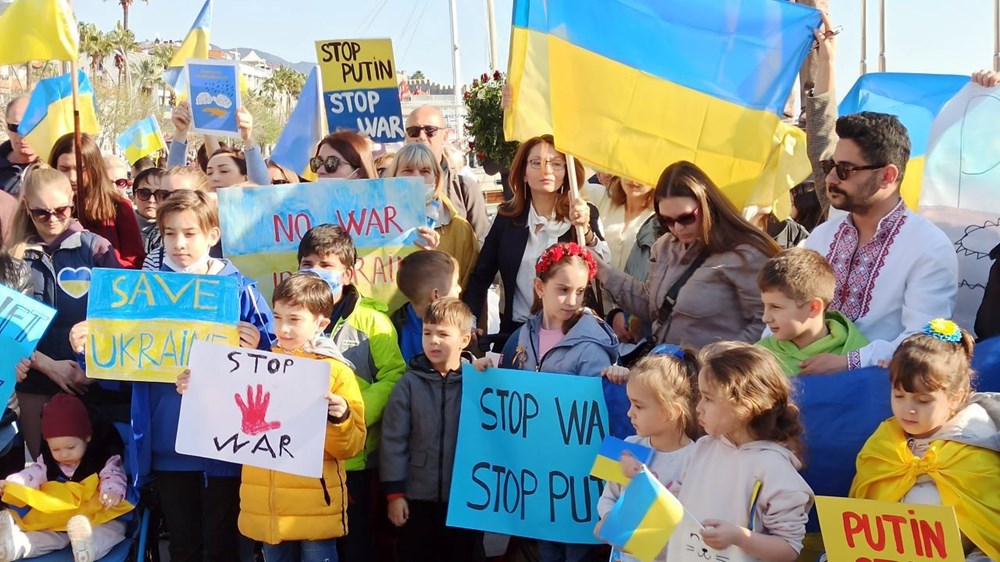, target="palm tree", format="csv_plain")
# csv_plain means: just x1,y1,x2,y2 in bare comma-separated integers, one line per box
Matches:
131,58,162,97
79,22,113,82
105,0,149,32
107,22,138,89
